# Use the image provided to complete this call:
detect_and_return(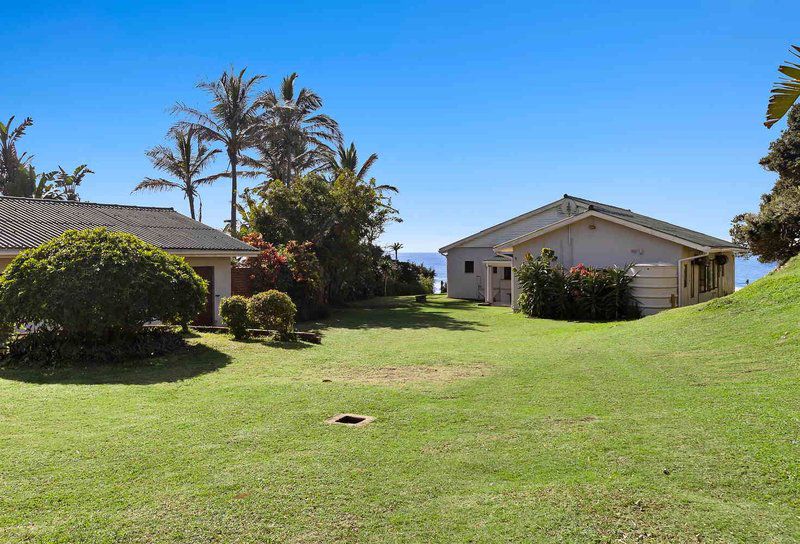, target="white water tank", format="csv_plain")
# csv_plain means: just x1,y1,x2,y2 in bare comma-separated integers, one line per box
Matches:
629,263,678,316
